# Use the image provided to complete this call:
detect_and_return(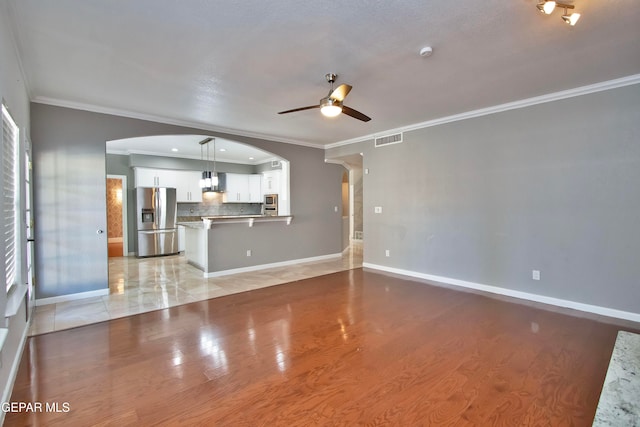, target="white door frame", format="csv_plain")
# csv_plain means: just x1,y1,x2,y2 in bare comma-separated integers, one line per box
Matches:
349,170,355,241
